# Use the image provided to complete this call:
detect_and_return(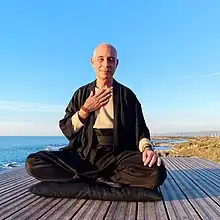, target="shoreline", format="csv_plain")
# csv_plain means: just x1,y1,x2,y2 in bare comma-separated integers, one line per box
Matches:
155,136,220,163
1,136,219,174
